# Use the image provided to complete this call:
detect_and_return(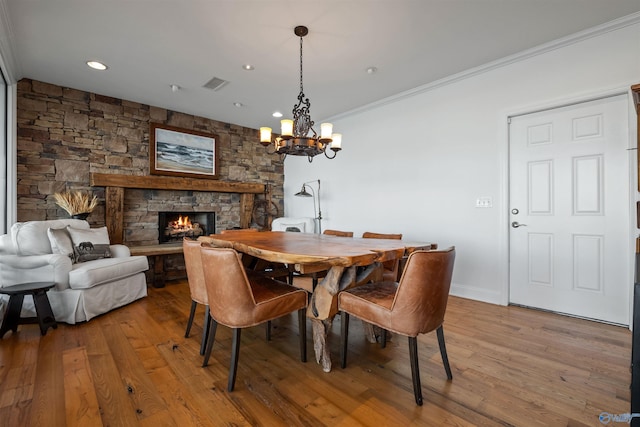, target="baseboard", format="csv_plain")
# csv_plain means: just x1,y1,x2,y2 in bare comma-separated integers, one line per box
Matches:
450,282,503,306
